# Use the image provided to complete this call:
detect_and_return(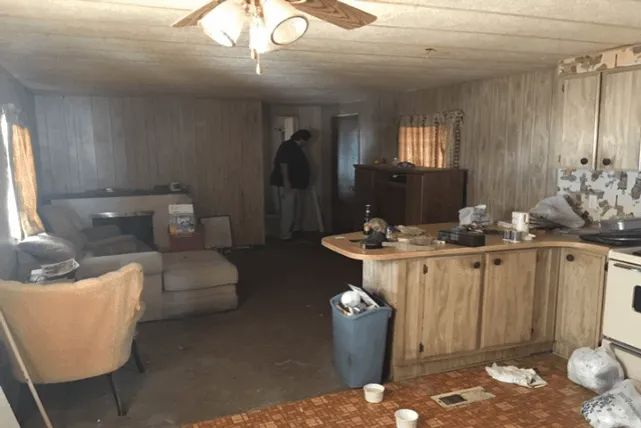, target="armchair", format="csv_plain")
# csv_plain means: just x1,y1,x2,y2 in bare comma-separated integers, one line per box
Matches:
0,263,146,417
